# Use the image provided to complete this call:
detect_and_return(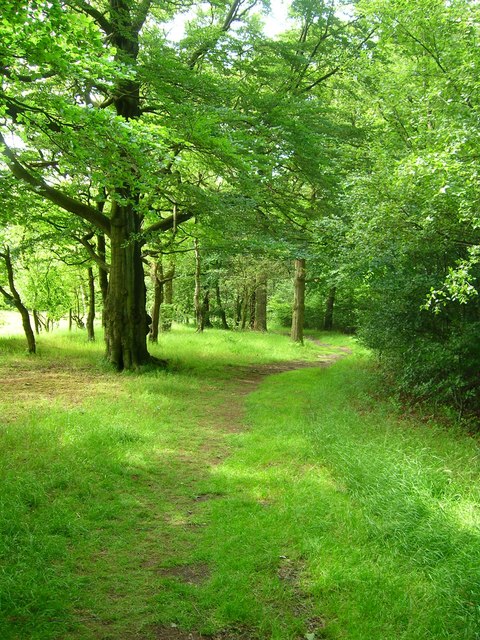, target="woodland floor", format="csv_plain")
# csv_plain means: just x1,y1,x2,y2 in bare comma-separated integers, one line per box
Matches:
0,329,479,640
